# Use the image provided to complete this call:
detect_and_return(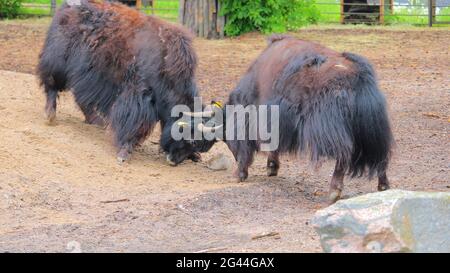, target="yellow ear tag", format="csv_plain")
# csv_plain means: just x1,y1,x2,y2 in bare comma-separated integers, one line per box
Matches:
213,101,223,109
